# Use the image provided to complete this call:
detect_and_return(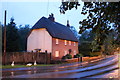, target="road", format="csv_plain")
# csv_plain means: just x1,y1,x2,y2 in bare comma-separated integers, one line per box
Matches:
2,54,119,79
